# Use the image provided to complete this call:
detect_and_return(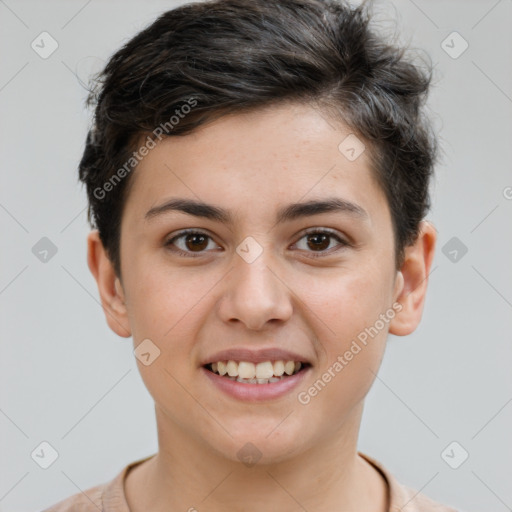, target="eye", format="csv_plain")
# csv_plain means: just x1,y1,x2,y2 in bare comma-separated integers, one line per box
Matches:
164,228,350,258
293,228,349,257
164,229,220,257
